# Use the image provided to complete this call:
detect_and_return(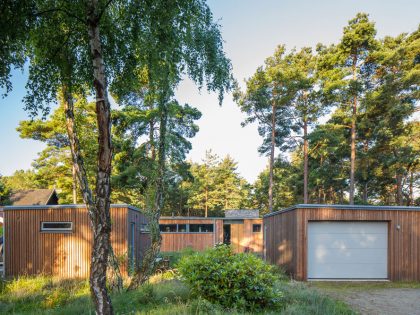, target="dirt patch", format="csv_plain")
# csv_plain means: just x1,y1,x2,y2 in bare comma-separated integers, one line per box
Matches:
320,287,420,315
